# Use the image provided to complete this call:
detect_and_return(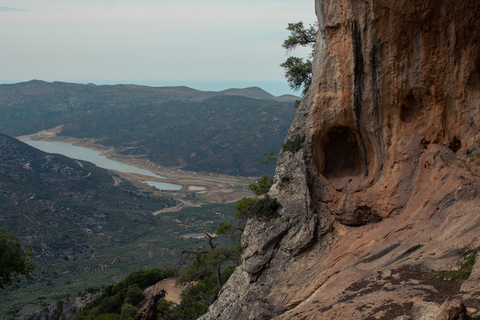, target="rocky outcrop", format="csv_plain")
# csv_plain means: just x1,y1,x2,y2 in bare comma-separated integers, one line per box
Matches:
200,0,480,319
134,289,167,320
16,298,82,320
